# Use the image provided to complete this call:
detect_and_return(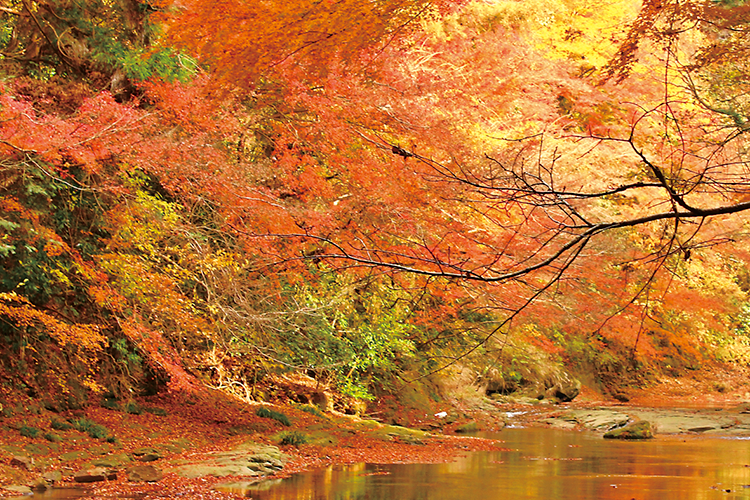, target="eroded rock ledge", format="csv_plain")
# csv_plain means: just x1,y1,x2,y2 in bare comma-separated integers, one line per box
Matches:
518,404,750,437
